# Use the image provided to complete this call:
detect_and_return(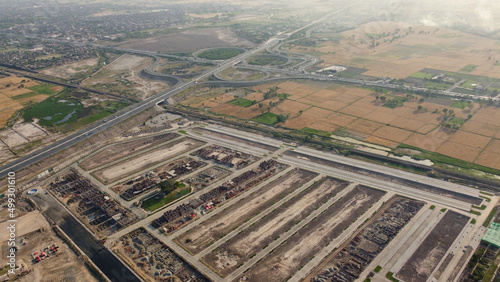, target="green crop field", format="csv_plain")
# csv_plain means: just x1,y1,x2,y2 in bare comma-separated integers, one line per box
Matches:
197,48,244,60
302,127,331,137
229,98,254,107
450,100,471,109
460,64,478,72
253,112,278,125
